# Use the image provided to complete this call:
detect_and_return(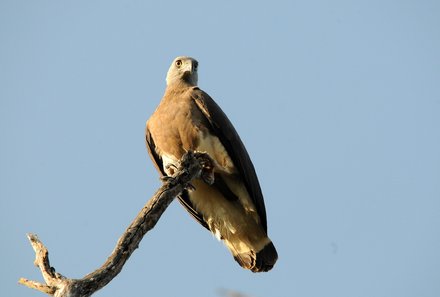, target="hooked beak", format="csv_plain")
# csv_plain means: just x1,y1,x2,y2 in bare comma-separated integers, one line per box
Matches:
180,59,198,86
183,61,195,74
182,62,193,74
190,61,197,73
